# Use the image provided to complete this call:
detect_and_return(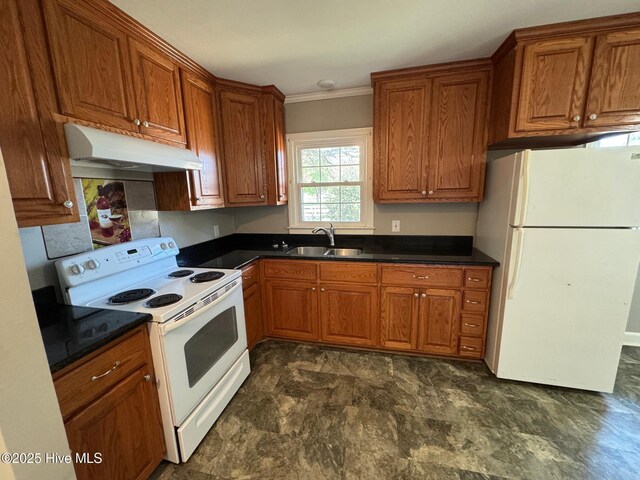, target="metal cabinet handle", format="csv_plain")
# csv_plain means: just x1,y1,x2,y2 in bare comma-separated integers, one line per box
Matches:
421,293,427,298
467,277,481,282
260,194,265,199
413,293,419,298
91,361,120,381
428,190,434,195
572,115,581,122
144,374,152,382
413,275,429,279
143,120,149,127
133,118,141,126
62,200,74,209
466,300,481,305
464,322,479,327
311,287,316,291
320,288,325,292
461,345,480,351
243,275,252,280
421,190,427,195
588,113,598,121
